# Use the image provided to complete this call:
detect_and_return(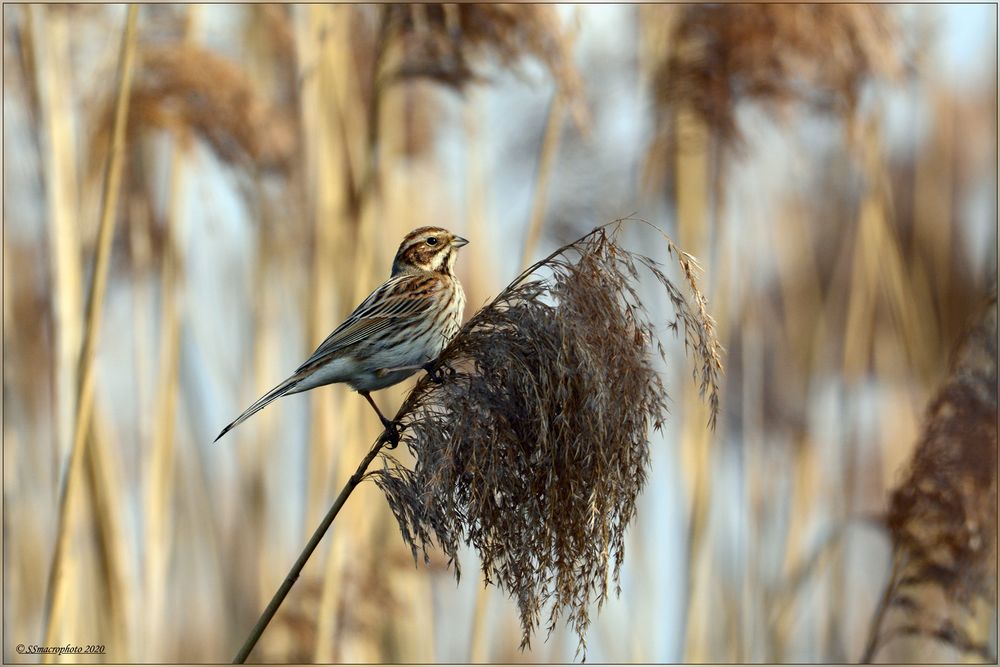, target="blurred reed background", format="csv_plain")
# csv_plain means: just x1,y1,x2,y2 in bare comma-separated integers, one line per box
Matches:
2,3,996,663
